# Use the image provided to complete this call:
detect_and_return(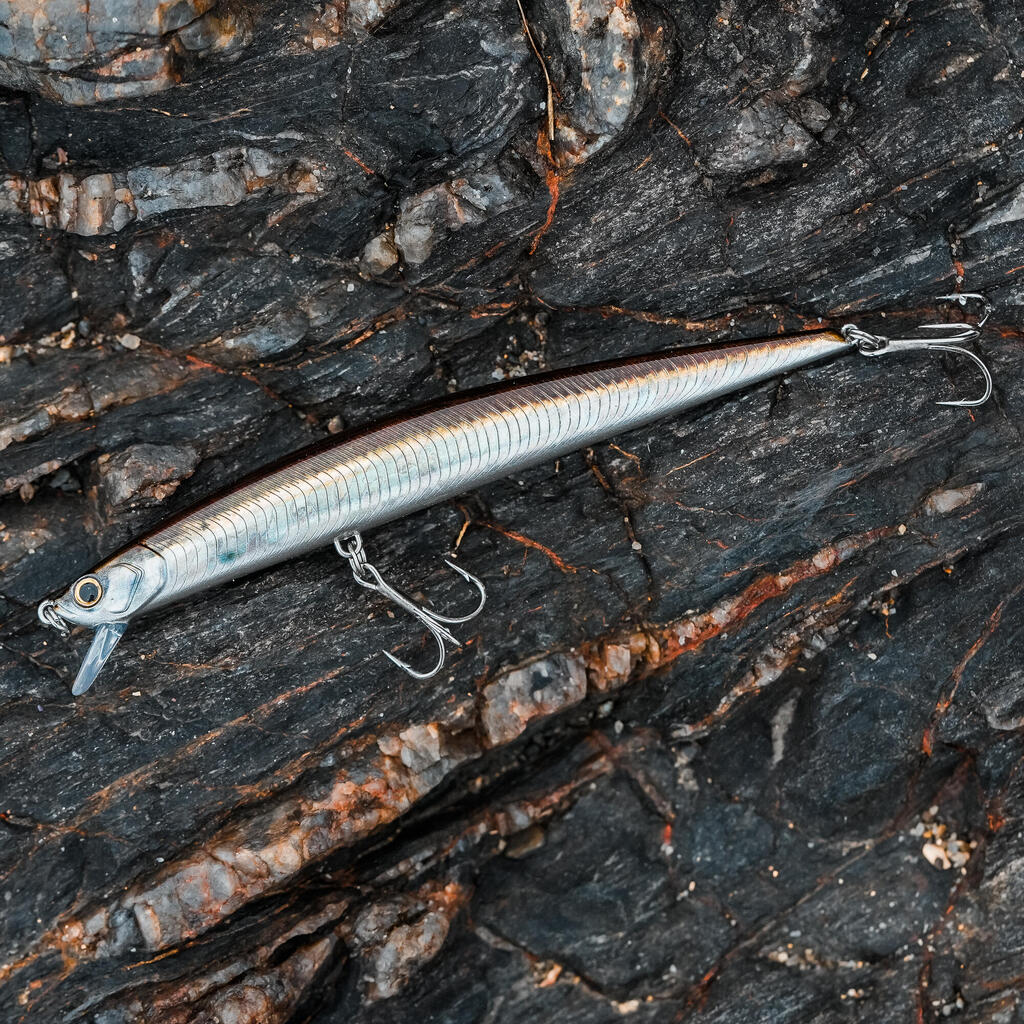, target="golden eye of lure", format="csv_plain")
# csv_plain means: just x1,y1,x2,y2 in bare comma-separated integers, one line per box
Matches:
73,577,103,607
37,295,993,695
